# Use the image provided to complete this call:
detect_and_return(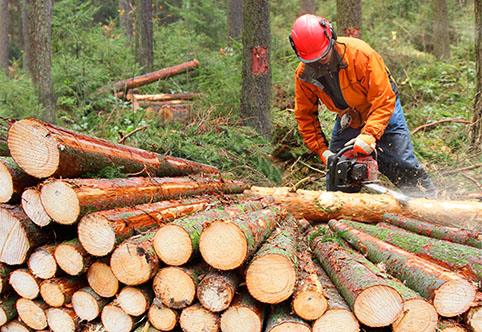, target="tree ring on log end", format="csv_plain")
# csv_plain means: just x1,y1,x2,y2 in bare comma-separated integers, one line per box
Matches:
154,224,193,266
72,290,100,321
16,298,48,330
0,160,13,203
197,275,235,312
352,285,403,327
40,181,80,225
46,308,75,332
9,269,39,299
152,267,196,309
433,278,476,317
40,281,66,307
312,308,359,332
8,119,60,178
22,188,52,227
28,246,57,279
87,261,119,298
0,307,7,326
392,298,438,332
292,289,328,321
466,306,482,332
180,305,219,332
0,208,29,265
110,243,157,286
270,322,311,332
118,286,148,316
101,305,132,332
148,302,178,331
78,214,116,256
54,244,84,276
221,306,262,332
